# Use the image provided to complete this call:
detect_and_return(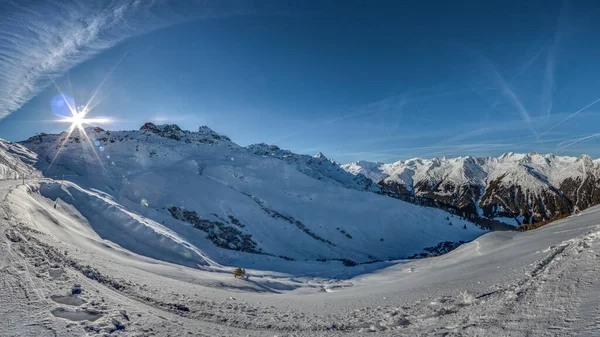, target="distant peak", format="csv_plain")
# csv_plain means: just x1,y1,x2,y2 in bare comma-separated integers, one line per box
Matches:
157,124,182,131
197,125,215,133
141,123,182,132
314,152,326,159
140,122,159,133
578,154,591,160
